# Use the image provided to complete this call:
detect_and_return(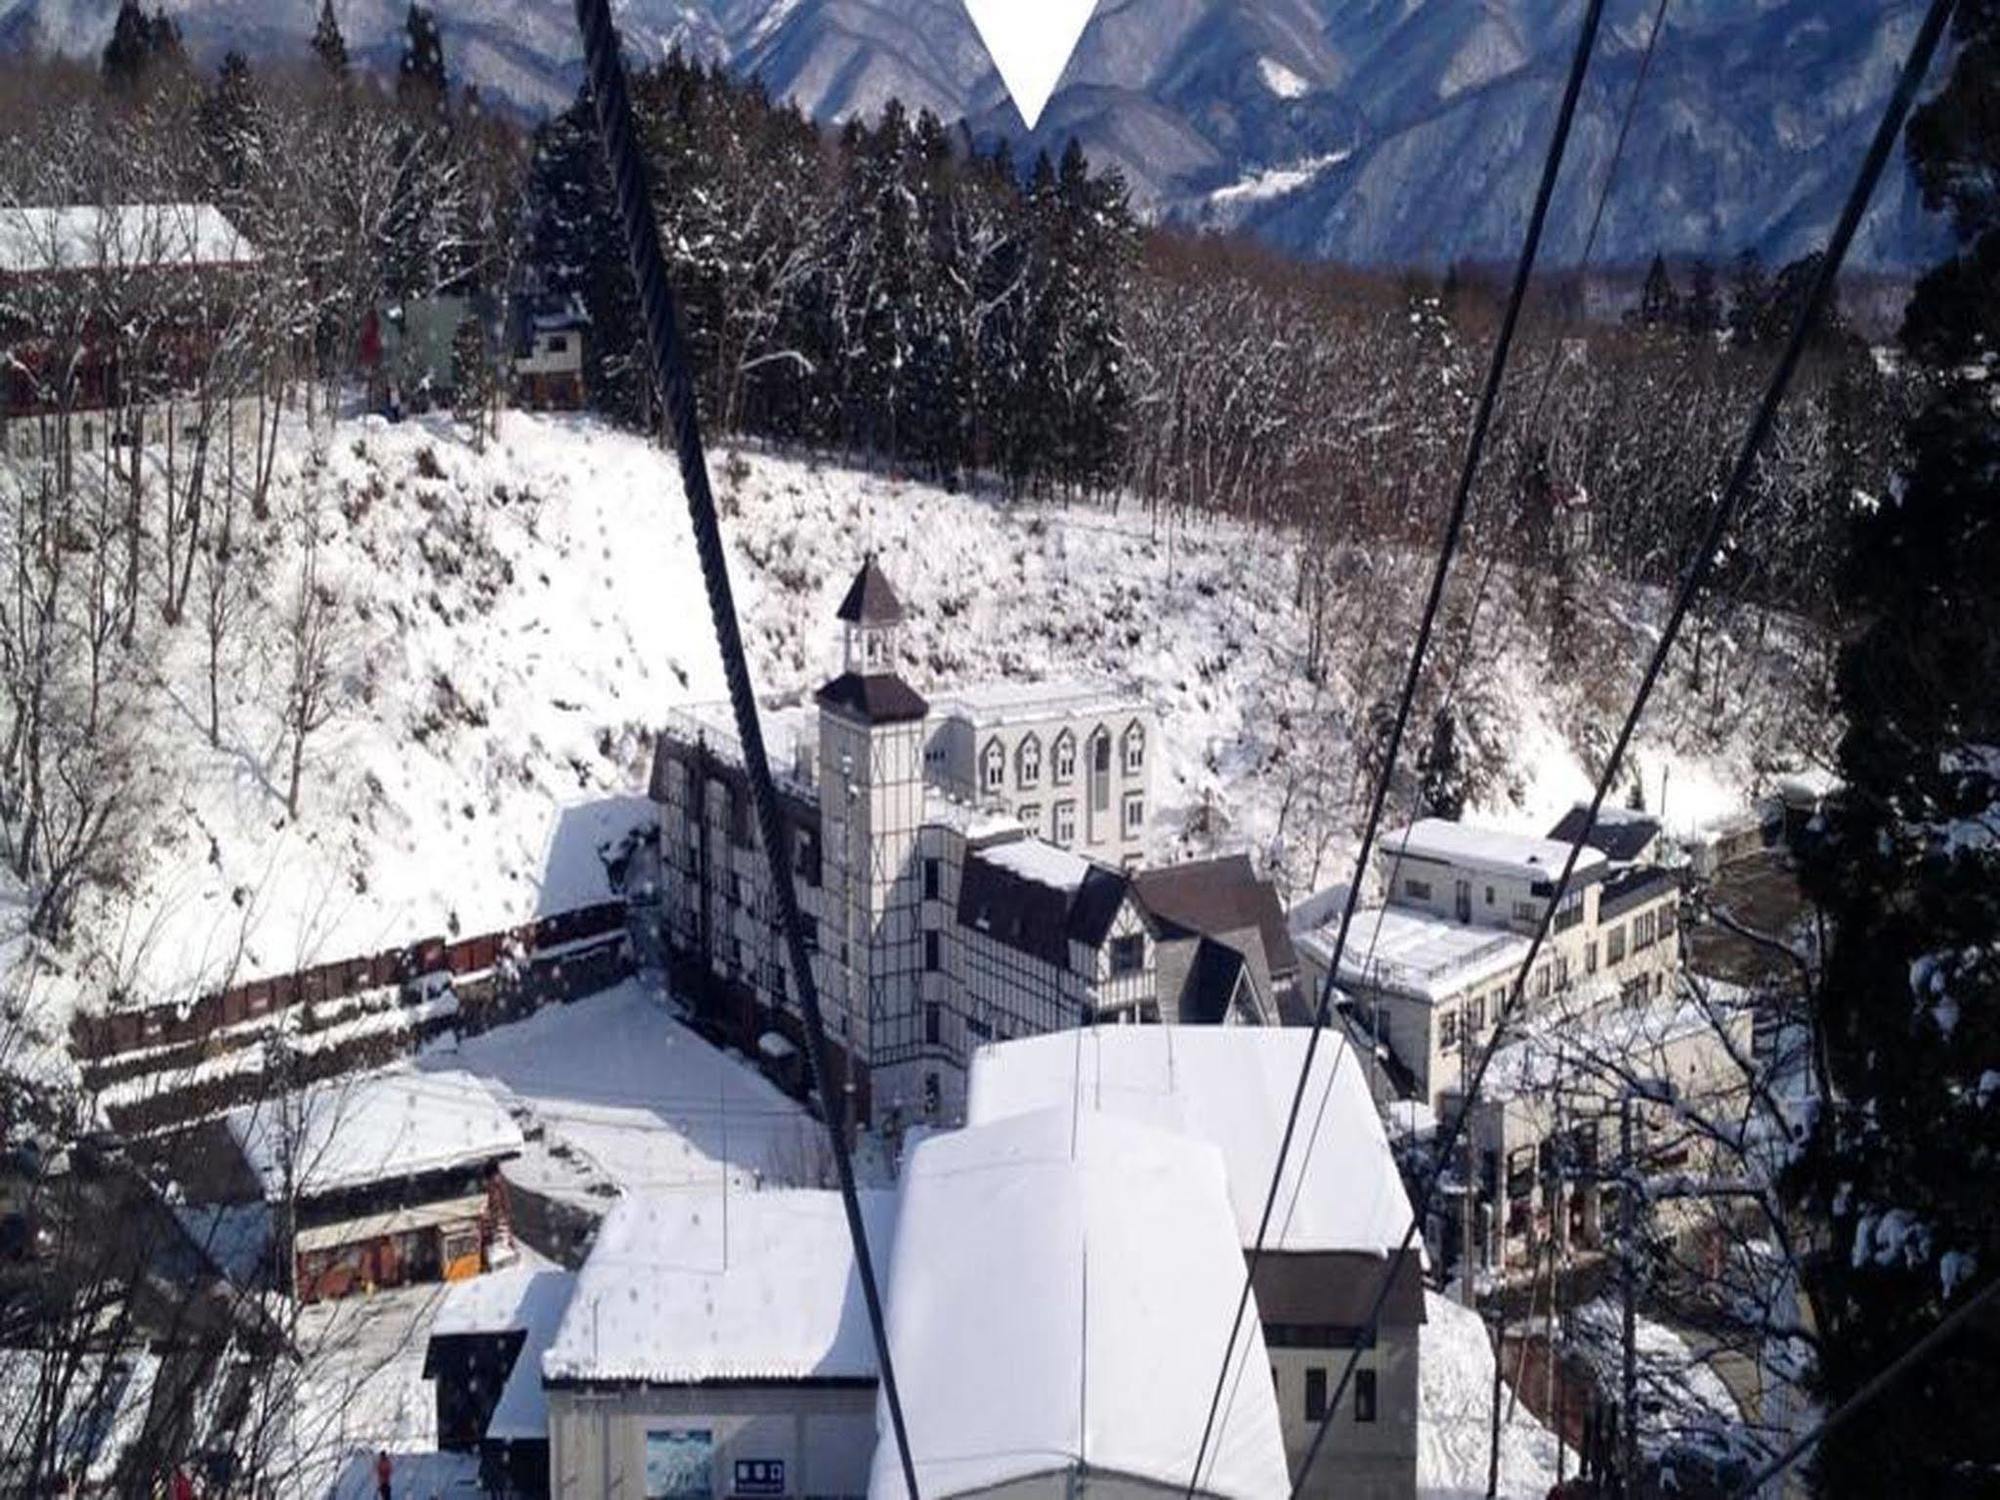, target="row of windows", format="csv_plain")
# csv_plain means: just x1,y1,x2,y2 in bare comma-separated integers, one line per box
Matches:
1011,793,1145,847
980,722,1145,795
1291,1365,1378,1425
